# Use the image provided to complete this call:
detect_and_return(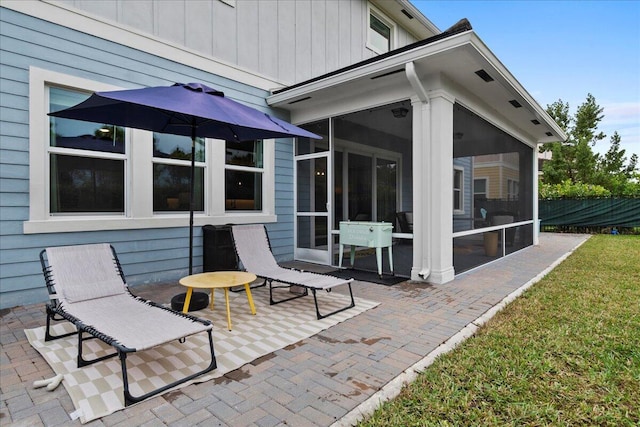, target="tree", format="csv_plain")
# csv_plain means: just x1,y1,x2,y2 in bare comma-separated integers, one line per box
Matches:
540,94,638,195
595,131,639,194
